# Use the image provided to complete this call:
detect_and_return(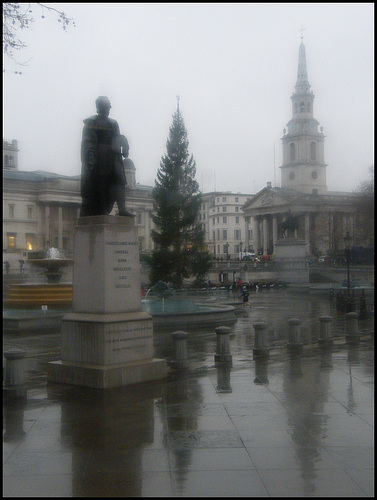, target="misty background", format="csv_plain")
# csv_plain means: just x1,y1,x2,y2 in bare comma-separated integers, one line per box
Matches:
3,3,374,194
